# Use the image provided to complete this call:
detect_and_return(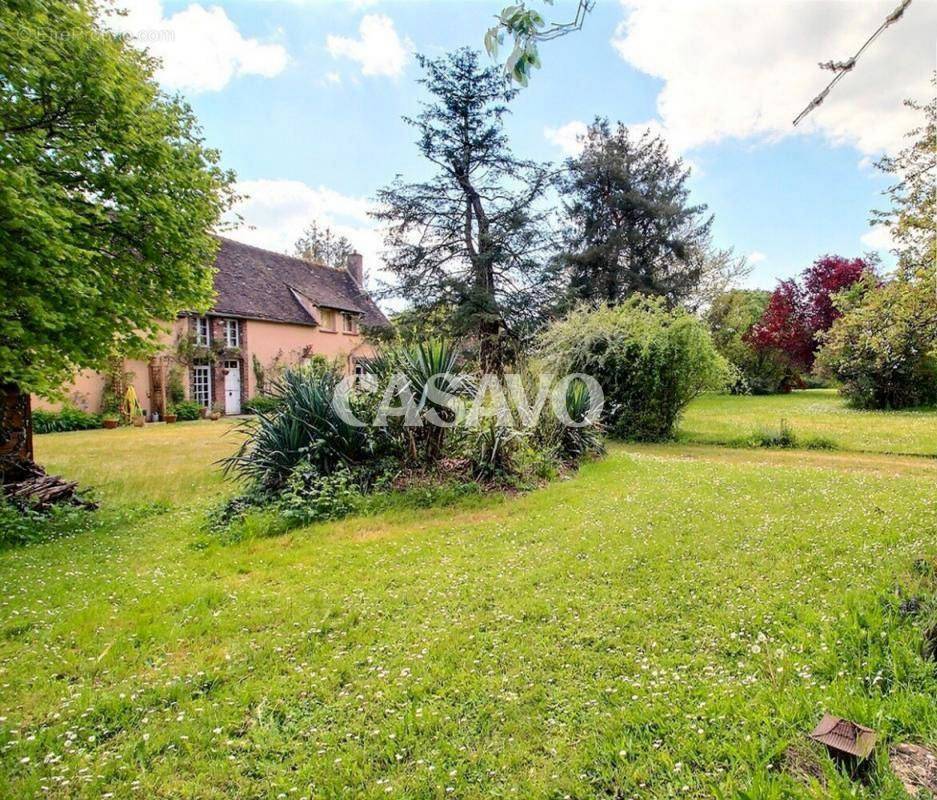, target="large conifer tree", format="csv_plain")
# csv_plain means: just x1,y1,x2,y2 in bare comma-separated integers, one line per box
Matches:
374,48,557,371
